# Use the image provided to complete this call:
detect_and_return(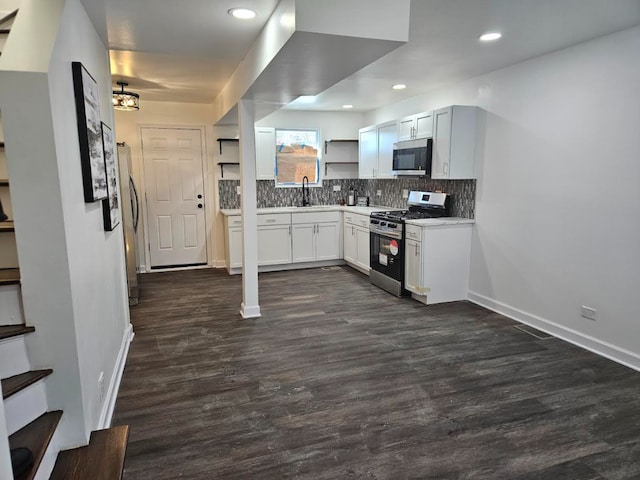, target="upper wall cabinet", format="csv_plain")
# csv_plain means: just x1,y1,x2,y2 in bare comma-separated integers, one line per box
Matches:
397,111,433,141
432,106,478,179
358,121,397,179
255,127,276,180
